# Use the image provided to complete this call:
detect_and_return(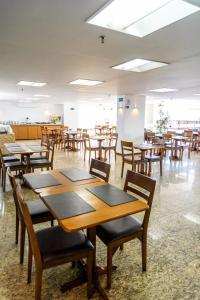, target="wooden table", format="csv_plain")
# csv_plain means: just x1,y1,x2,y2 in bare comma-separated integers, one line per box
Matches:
38,181,148,299
172,136,190,159
64,131,80,151
23,169,101,194
90,136,110,160
4,142,48,172
134,143,164,174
